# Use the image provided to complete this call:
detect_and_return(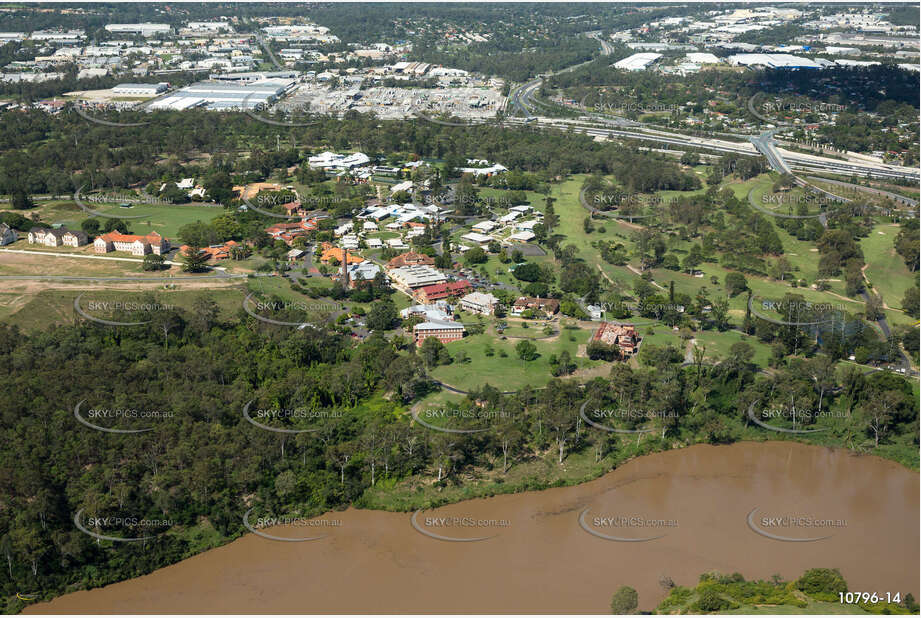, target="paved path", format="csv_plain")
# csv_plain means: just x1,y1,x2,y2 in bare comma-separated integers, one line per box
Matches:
0,247,194,268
